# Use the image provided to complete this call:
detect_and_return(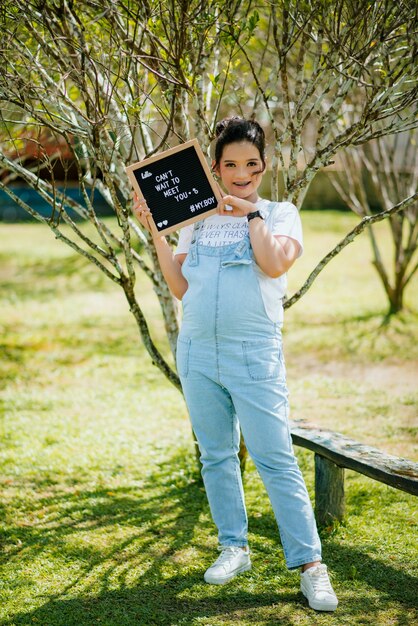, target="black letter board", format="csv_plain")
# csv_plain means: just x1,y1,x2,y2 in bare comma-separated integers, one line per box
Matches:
127,139,221,236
